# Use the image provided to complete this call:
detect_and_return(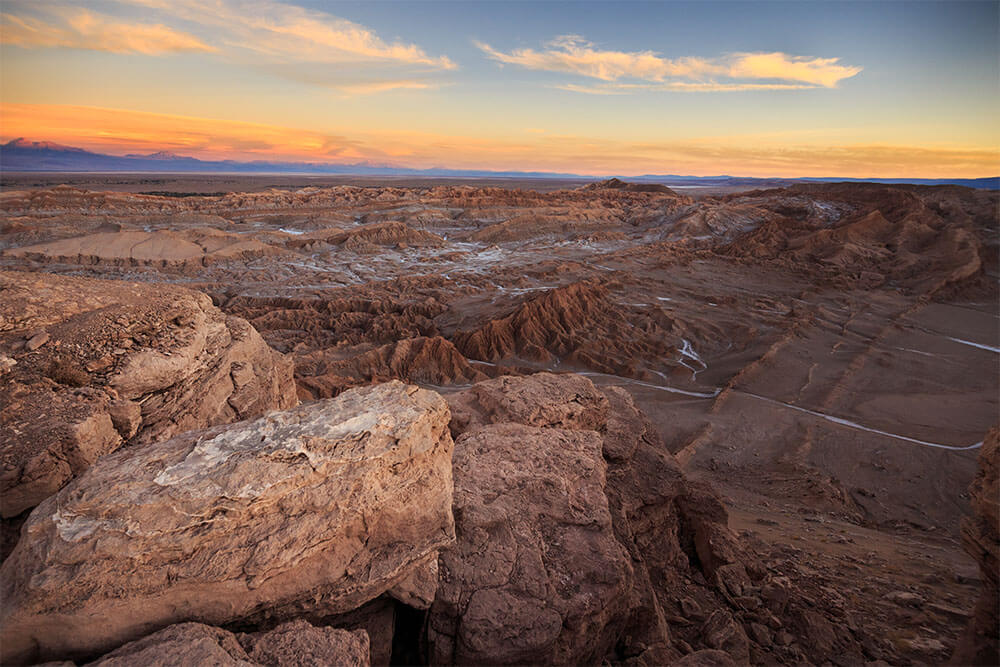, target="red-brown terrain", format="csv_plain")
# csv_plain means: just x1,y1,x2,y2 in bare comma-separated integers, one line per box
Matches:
0,178,996,666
